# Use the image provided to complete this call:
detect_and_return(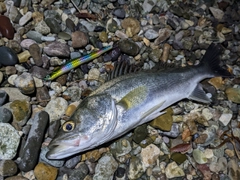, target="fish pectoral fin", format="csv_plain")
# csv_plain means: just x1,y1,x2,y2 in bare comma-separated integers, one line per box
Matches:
188,84,211,103
118,86,148,110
